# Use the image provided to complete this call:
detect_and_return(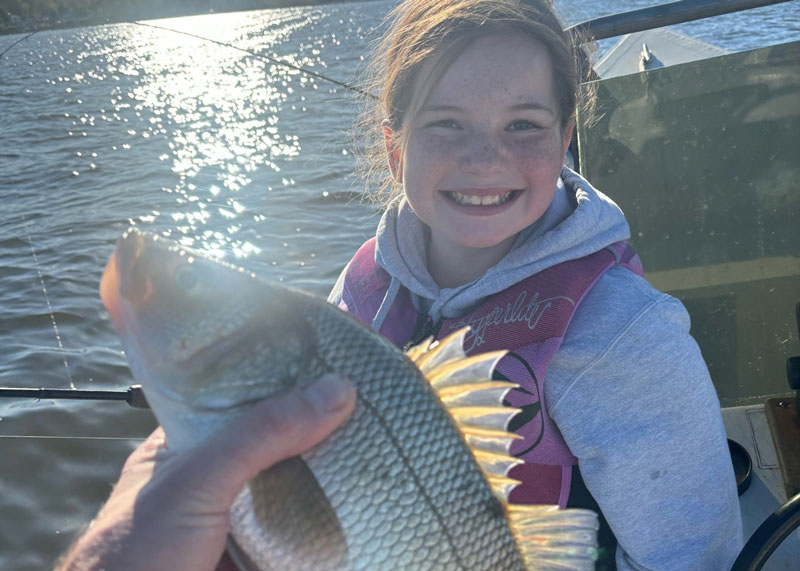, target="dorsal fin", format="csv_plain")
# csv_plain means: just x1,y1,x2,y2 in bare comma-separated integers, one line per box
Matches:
406,326,598,570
